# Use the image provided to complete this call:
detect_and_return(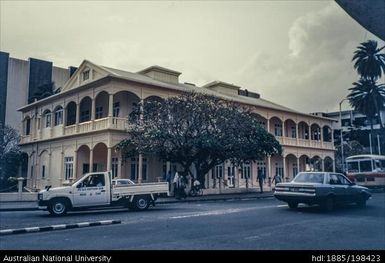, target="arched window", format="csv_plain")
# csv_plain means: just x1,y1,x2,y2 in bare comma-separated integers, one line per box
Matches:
54,106,63,126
